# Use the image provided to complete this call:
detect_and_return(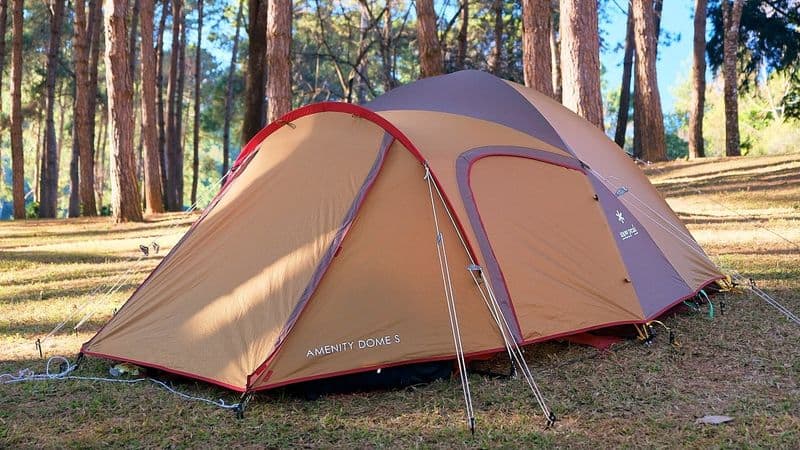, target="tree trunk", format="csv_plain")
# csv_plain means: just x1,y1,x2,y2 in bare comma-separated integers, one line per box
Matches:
380,0,395,90
614,4,634,149
164,0,182,210
415,0,442,78
559,0,603,128
71,0,98,215
141,0,164,213
190,0,203,205
688,0,707,158
9,0,23,219
267,0,292,121
522,0,553,96
241,0,267,143
455,0,467,70
222,0,244,178
549,1,561,101
68,130,80,217
39,0,66,218
128,0,140,76
489,0,503,75
156,0,168,202
0,0,8,116
632,0,666,162
104,0,143,222
722,0,743,157
87,0,101,208
175,7,186,208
